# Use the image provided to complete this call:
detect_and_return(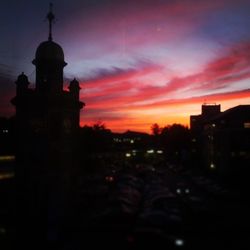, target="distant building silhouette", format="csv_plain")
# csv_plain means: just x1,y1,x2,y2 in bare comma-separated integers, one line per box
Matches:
190,104,221,131
11,4,84,246
190,104,250,175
